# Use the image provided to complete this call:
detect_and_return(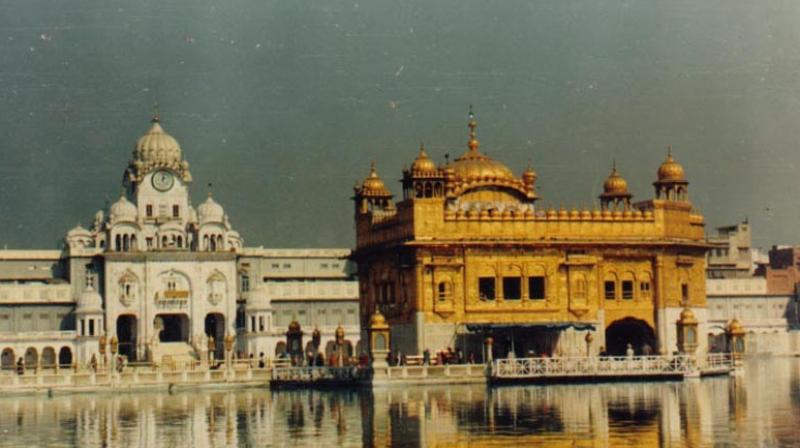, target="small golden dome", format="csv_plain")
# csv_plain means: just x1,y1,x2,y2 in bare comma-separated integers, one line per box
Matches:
679,307,697,324
361,162,392,196
602,163,630,196
727,318,744,334
411,144,437,174
369,310,388,329
657,147,686,182
522,162,537,185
